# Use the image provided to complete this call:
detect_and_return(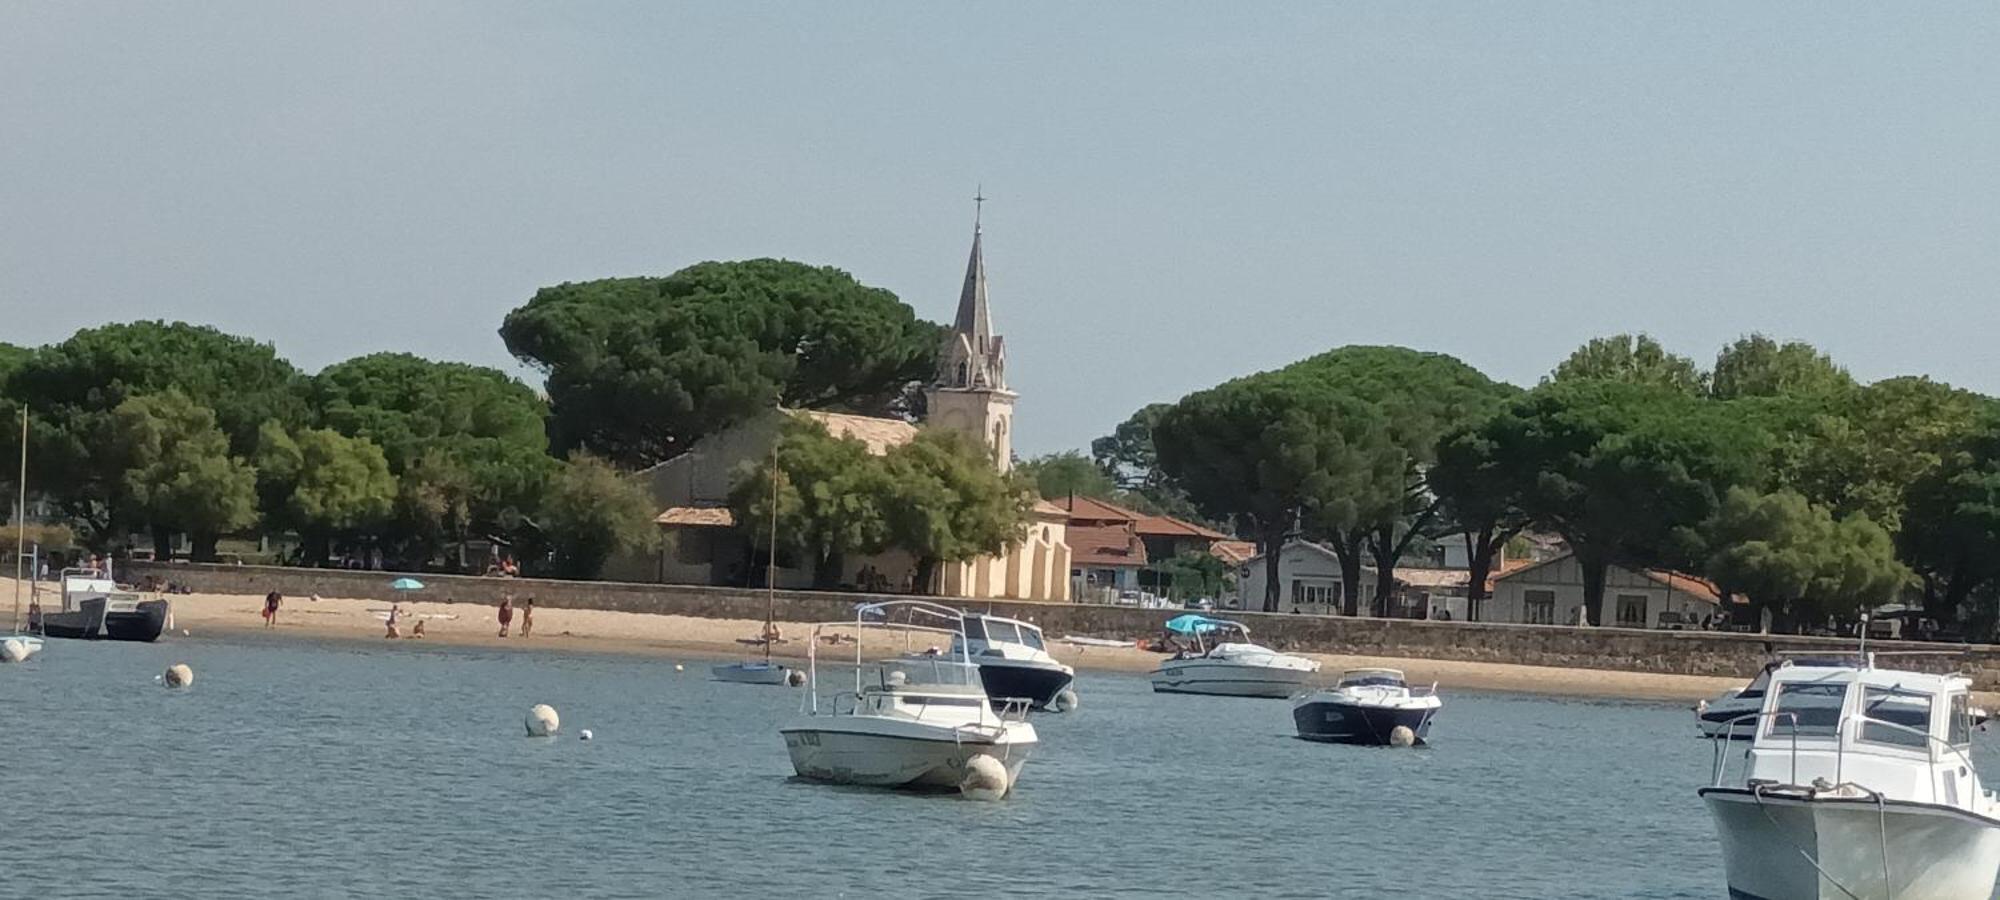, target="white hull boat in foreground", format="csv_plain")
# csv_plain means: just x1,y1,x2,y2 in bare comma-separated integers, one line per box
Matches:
782,601,1036,798
1701,653,2000,899
1148,614,1318,698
